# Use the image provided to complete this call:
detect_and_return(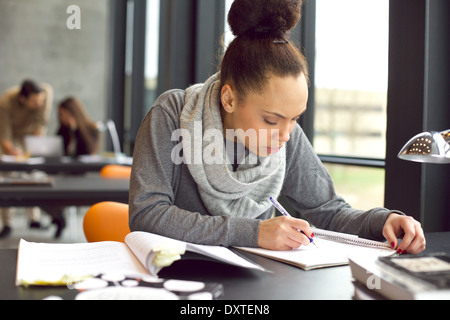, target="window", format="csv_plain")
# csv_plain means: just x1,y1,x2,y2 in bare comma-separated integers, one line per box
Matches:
324,164,385,210
222,1,389,207
314,0,389,159
314,0,389,207
121,0,160,154
224,0,234,46
145,0,160,113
